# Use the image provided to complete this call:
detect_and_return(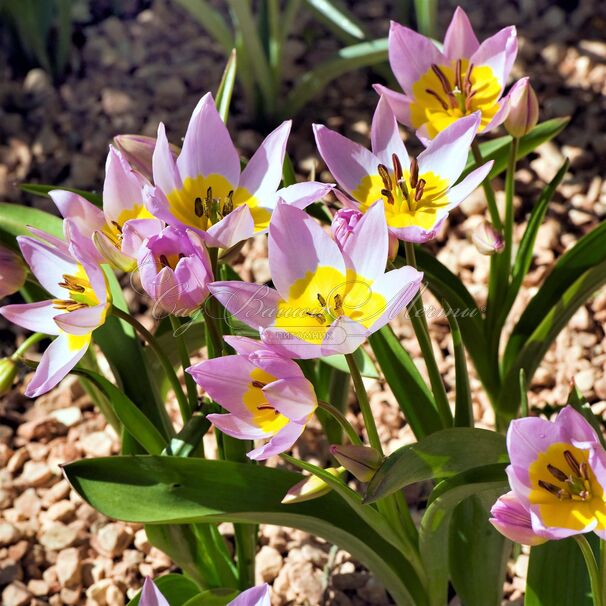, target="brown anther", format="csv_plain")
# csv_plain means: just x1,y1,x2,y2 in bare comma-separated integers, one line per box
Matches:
178,253,186,260
455,59,463,91
317,293,327,307
425,88,450,111
194,197,204,218
223,190,234,215
431,64,457,106
377,164,392,190
409,157,419,189
547,464,568,482
111,221,123,234
256,405,274,411
381,188,395,204
464,89,477,112
414,179,426,202
159,254,170,268
580,461,590,481
305,311,327,325
252,380,267,389
58,275,85,293
334,293,343,311
538,479,564,497
564,450,582,476
398,179,410,201
465,63,474,95
392,154,403,183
